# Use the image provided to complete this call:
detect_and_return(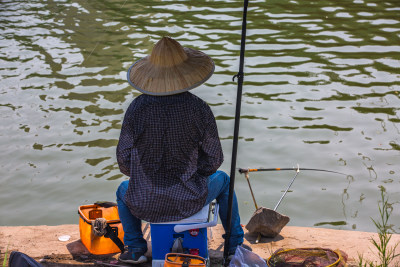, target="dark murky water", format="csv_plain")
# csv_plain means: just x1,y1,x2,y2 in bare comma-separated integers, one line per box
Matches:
0,0,399,233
